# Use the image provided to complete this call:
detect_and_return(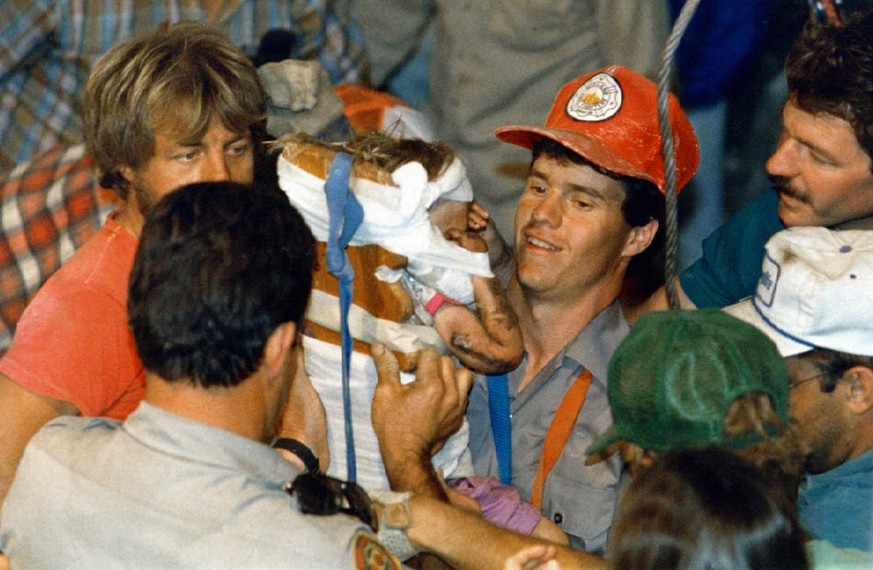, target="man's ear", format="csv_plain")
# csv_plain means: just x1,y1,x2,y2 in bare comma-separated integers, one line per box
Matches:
622,218,659,258
263,322,298,374
844,365,873,415
119,165,136,185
